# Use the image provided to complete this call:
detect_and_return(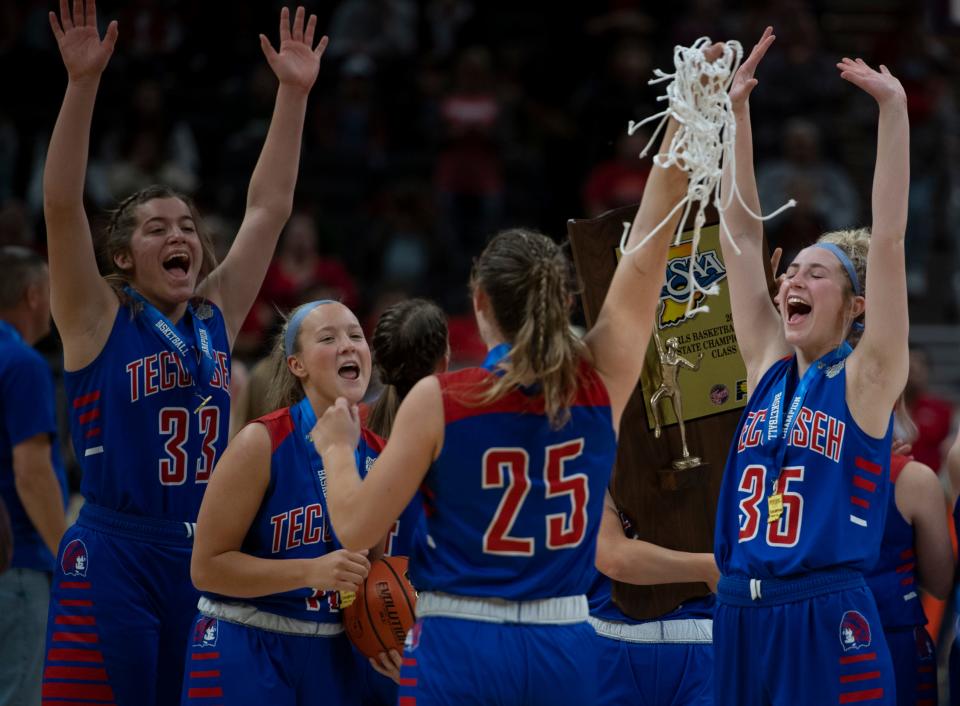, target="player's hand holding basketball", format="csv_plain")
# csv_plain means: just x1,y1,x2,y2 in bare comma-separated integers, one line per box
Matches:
49,0,118,83
311,397,361,458
729,26,775,111
260,6,328,95
304,548,370,593
369,650,403,684
836,58,906,108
